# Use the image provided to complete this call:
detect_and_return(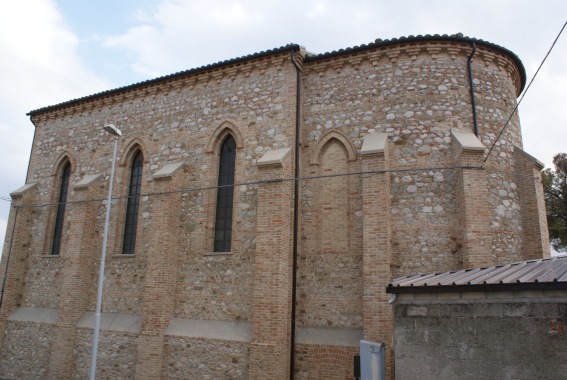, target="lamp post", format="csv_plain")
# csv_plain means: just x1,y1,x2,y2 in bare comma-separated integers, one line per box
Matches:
90,124,122,380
